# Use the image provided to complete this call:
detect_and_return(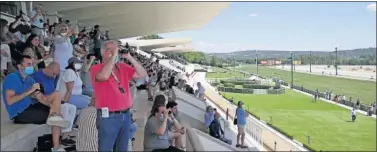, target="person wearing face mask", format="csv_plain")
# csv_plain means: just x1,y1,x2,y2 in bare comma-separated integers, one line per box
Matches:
31,62,78,146
90,40,147,151
53,24,73,88
2,56,69,152
144,104,185,152
235,101,249,149
73,35,88,59
59,57,91,109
